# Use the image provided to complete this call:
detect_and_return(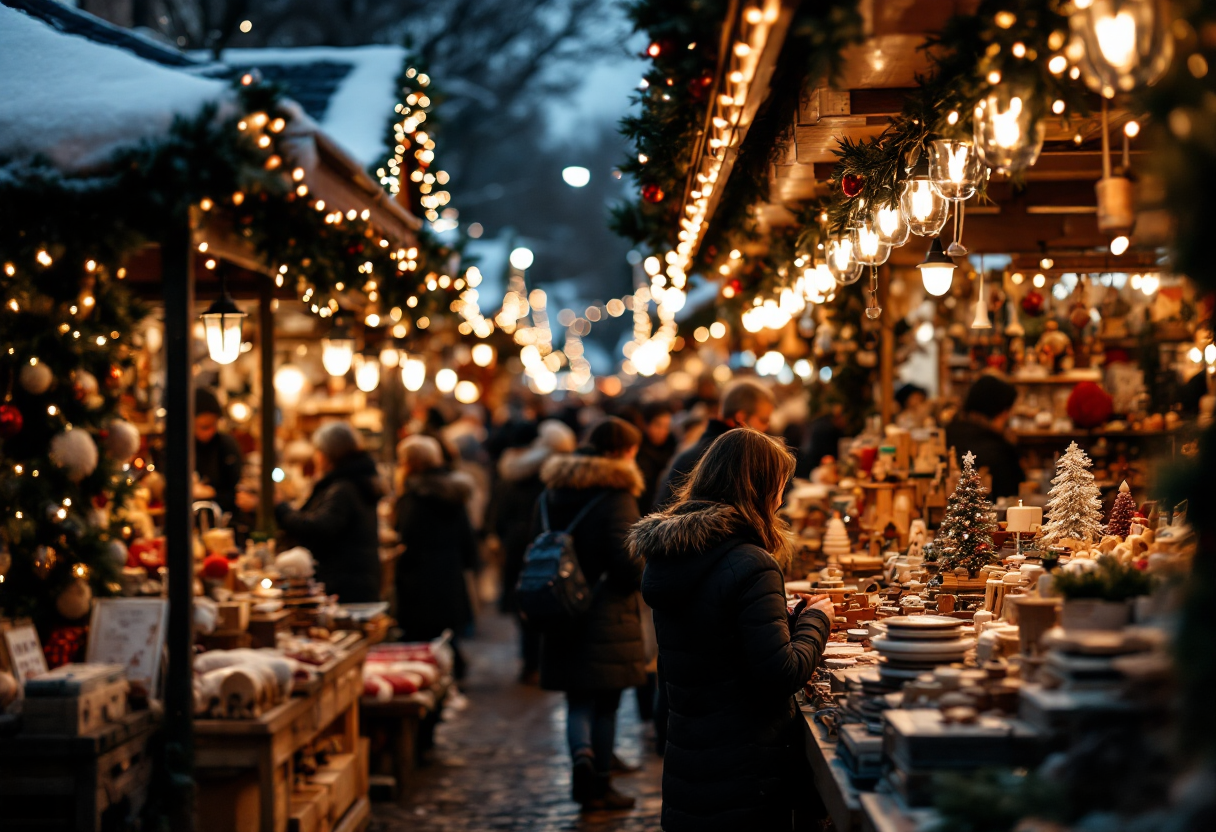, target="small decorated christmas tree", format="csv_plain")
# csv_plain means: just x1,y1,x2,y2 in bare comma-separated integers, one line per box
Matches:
821,512,851,561
937,451,997,577
1106,480,1136,539
1042,442,1104,548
